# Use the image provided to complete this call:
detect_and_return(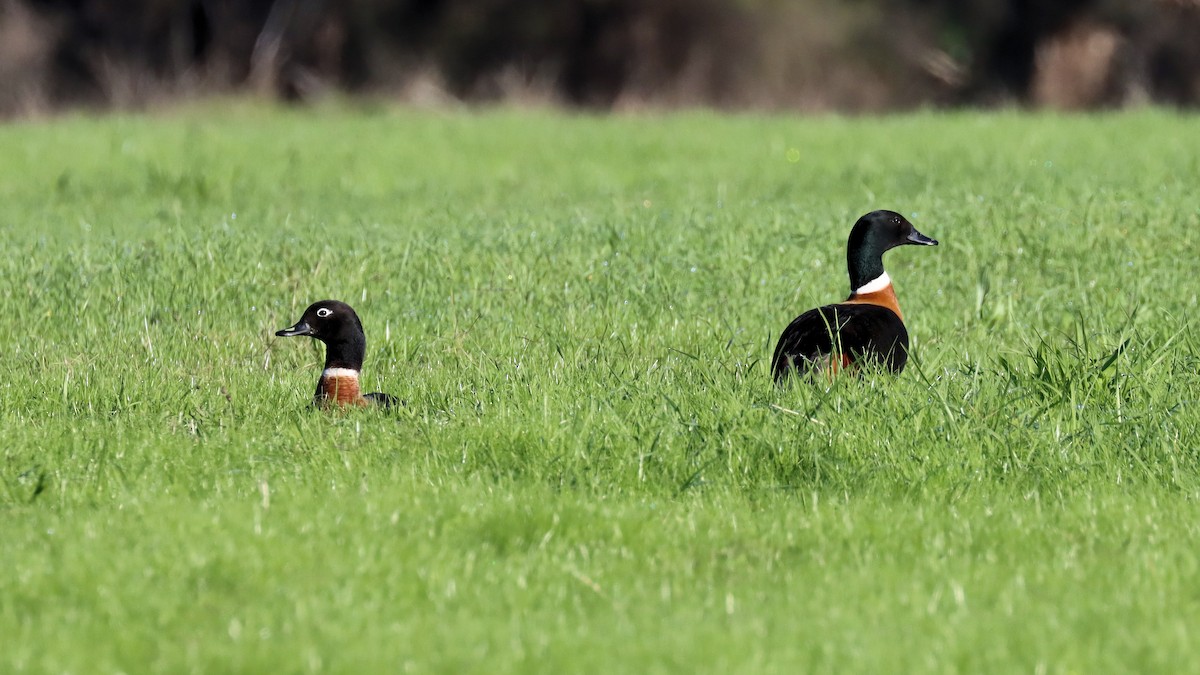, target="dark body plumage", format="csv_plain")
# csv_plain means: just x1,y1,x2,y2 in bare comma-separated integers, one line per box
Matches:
772,210,938,382
771,304,909,379
275,300,398,408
